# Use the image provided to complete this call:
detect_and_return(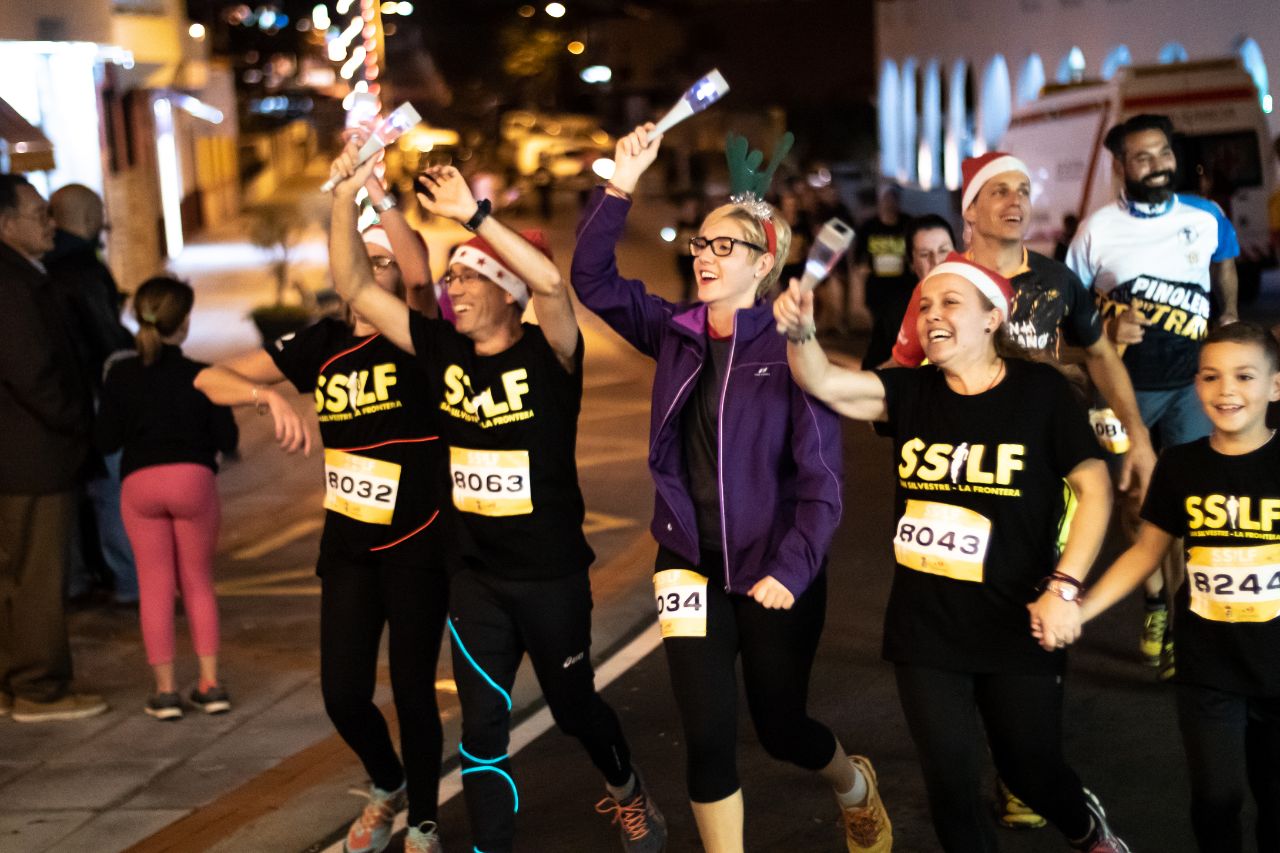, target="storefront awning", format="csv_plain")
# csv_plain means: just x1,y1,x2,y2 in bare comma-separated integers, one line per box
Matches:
0,96,54,173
